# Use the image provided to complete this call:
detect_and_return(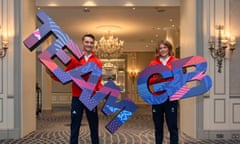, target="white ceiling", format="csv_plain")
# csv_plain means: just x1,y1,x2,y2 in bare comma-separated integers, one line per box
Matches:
38,6,180,52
